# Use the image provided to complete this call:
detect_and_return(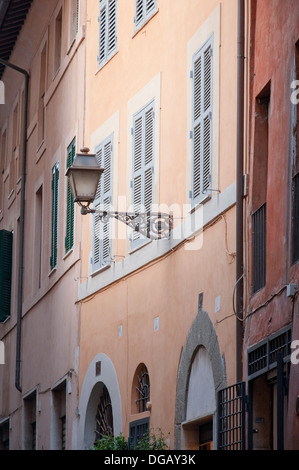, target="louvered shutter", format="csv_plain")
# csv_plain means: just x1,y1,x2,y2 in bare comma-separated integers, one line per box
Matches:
51,163,59,269
135,0,144,27
0,230,13,322
93,137,112,270
135,0,156,29
191,37,213,205
132,102,154,248
98,0,117,67
70,0,79,43
65,139,75,253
